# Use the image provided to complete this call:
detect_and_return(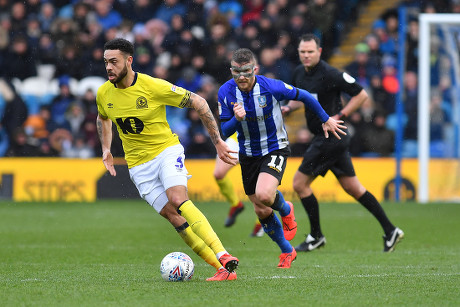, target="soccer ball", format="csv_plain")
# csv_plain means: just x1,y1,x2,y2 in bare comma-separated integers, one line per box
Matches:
160,252,194,282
